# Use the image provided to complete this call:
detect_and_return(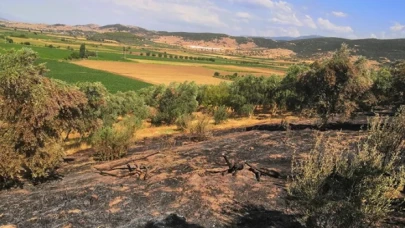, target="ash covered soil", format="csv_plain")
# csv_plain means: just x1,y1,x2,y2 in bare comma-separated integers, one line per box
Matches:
0,124,404,228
